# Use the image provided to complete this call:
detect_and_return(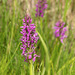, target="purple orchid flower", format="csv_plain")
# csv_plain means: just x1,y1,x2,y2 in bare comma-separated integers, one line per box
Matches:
54,21,67,43
20,14,39,62
35,0,48,17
